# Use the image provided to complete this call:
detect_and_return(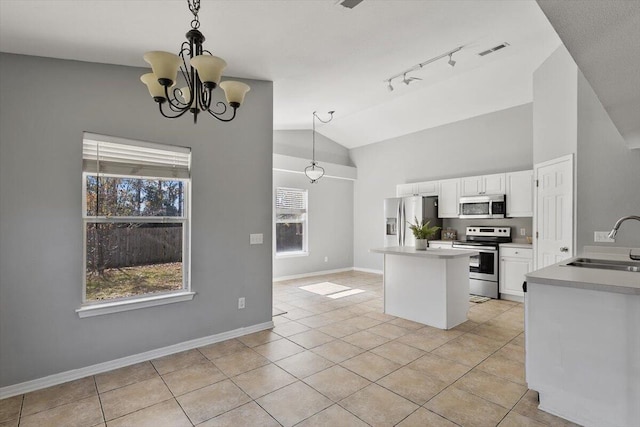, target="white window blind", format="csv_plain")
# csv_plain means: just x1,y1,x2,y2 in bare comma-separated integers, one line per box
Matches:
276,188,307,213
83,132,191,179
